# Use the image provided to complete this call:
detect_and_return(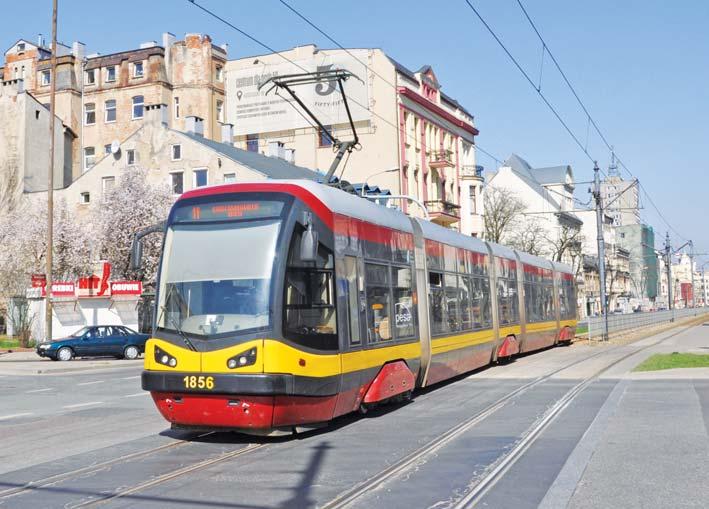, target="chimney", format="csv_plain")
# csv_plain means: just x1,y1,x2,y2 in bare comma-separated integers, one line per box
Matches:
2,78,25,97
37,33,44,48
72,41,85,60
145,103,168,126
220,123,234,144
267,140,286,159
185,115,204,137
162,32,176,76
